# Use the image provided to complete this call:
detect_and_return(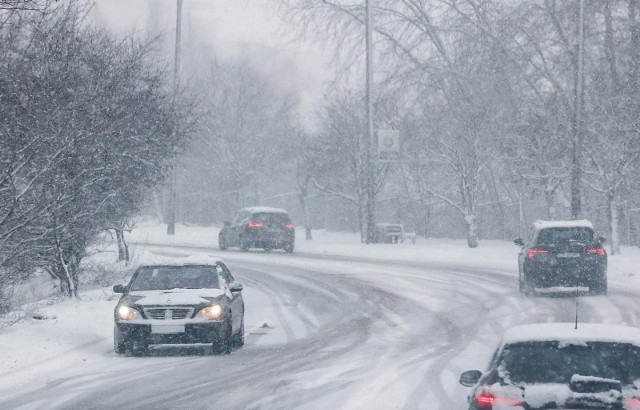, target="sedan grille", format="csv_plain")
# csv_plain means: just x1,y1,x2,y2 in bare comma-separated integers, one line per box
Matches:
144,308,193,320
